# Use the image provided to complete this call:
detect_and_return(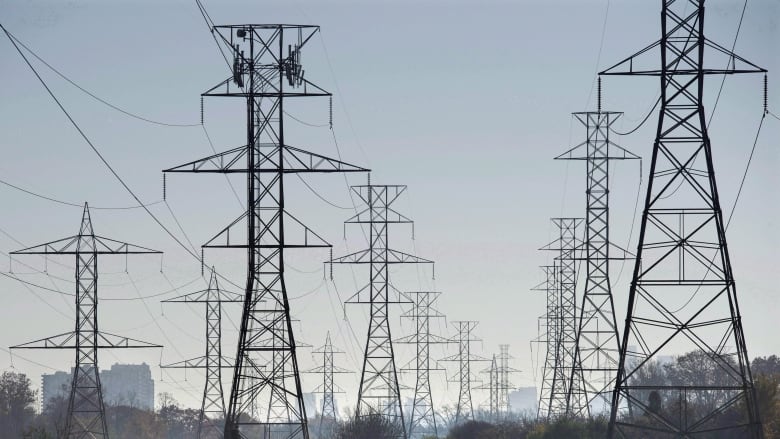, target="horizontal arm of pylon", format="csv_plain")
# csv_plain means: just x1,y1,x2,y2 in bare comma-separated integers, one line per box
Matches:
11,331,162,349
304,365,352,374
162,289,244,303
569,240,635,260
163,143,368,174
554,140,640,161
12,235,161,255
202,75,332,98
161,355,234,369
344,283,412,305
328,248,433,264
396,333,450,345
202,210,331,249
598,38,765,76
344,206,413,224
